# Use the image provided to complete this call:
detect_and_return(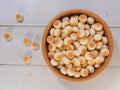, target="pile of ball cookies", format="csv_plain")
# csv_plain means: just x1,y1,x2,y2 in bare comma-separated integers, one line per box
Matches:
46,12,110,79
